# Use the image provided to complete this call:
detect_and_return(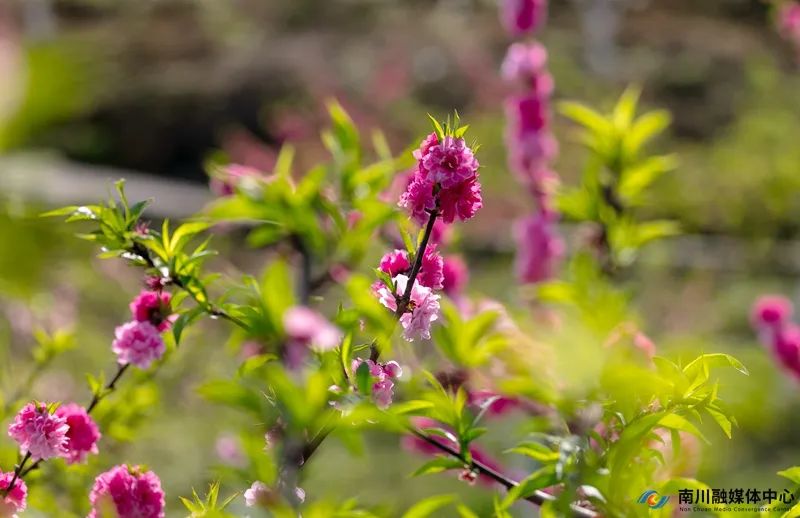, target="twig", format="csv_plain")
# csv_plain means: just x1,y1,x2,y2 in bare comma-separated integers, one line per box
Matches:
395,209,439,316
408,428,597,518
0,452,31,497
